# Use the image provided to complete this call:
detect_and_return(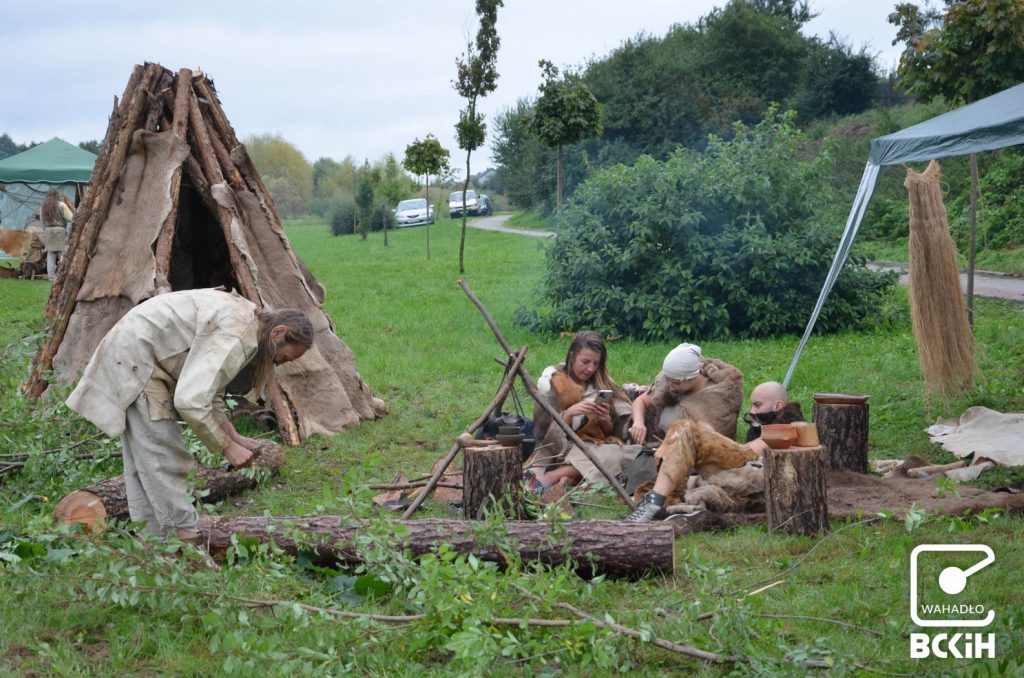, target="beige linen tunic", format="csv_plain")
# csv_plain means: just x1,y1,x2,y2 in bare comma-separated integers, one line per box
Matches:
65,288,259,452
